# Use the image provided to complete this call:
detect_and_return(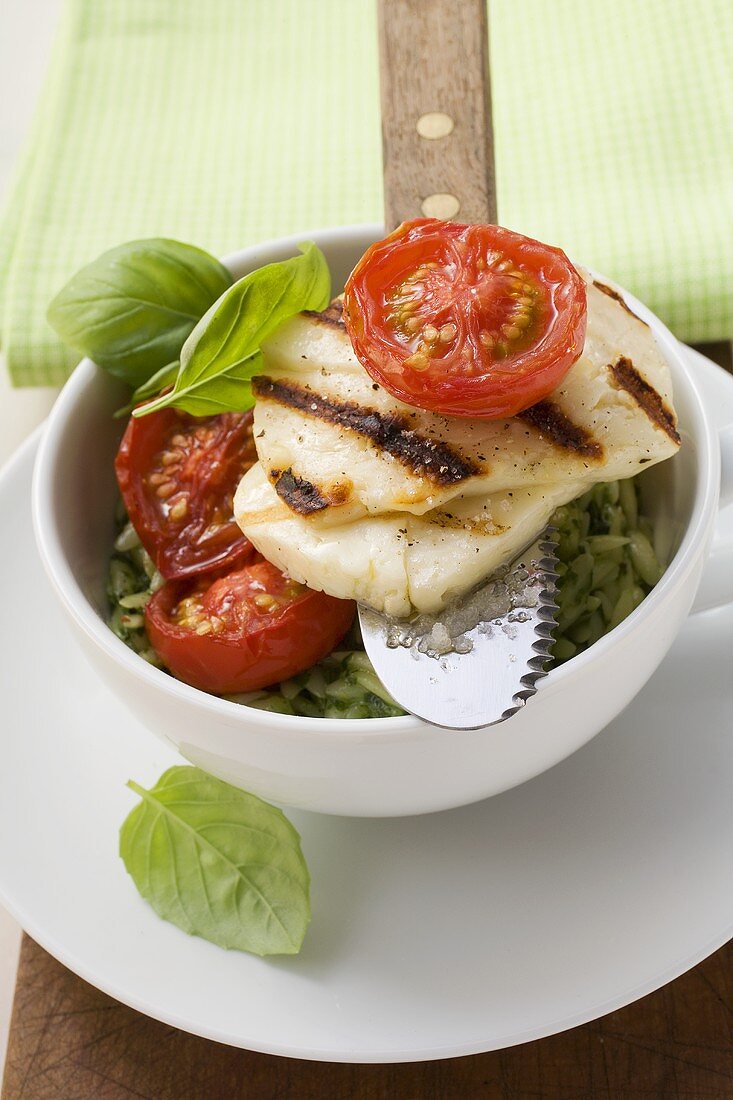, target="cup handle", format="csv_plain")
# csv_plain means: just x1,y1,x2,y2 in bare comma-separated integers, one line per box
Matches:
691,422,733,614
